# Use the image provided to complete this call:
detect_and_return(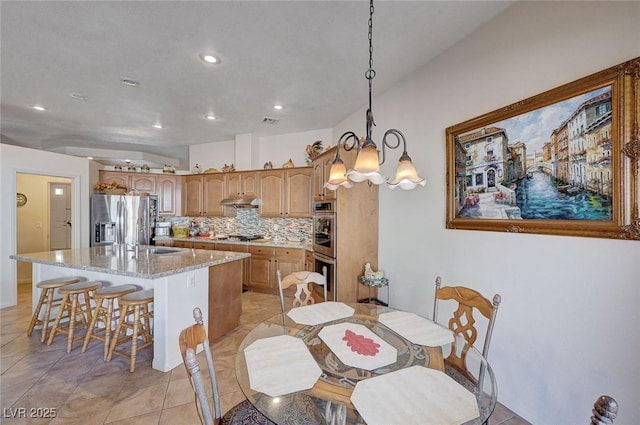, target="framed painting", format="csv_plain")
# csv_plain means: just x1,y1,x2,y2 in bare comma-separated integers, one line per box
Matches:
446,57,640,239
